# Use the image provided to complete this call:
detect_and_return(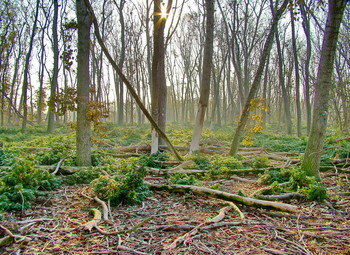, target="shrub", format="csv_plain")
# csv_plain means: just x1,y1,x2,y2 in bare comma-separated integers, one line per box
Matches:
258,167,328,201
169,173,199,185
253,156,271,168
210,155,243,169
91,159,151,205
0,157,61,211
